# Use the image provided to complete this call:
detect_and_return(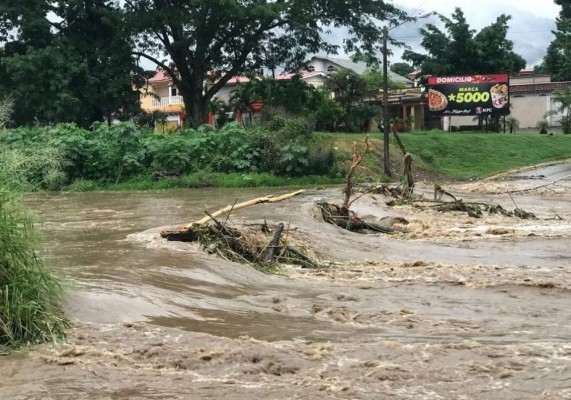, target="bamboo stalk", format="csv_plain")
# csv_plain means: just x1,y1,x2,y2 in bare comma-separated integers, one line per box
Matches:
174,190,303,230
